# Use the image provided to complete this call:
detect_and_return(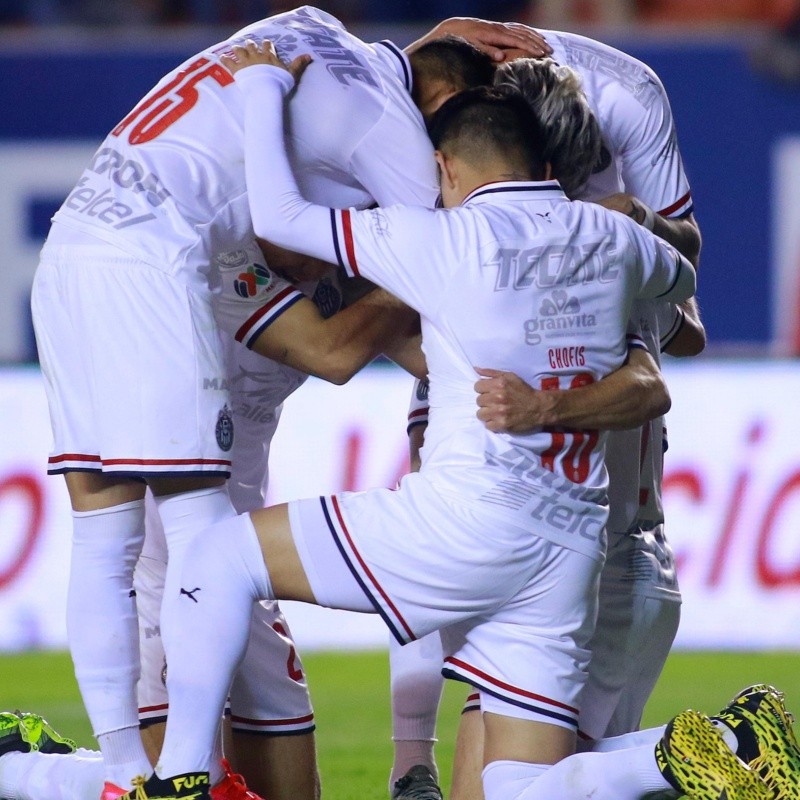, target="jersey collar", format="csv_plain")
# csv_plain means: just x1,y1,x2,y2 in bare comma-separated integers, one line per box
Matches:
375,40,413,94
462,179,567,206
